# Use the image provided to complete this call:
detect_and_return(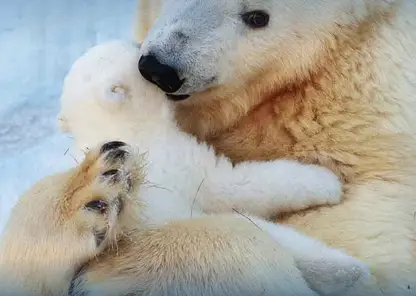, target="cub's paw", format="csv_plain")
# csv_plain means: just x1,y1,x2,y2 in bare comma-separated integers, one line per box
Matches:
82,140,144,196
69,141,145,248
